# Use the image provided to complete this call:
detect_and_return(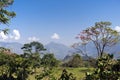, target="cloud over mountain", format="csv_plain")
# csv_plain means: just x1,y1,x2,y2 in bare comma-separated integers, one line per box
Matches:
51,33,60,39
